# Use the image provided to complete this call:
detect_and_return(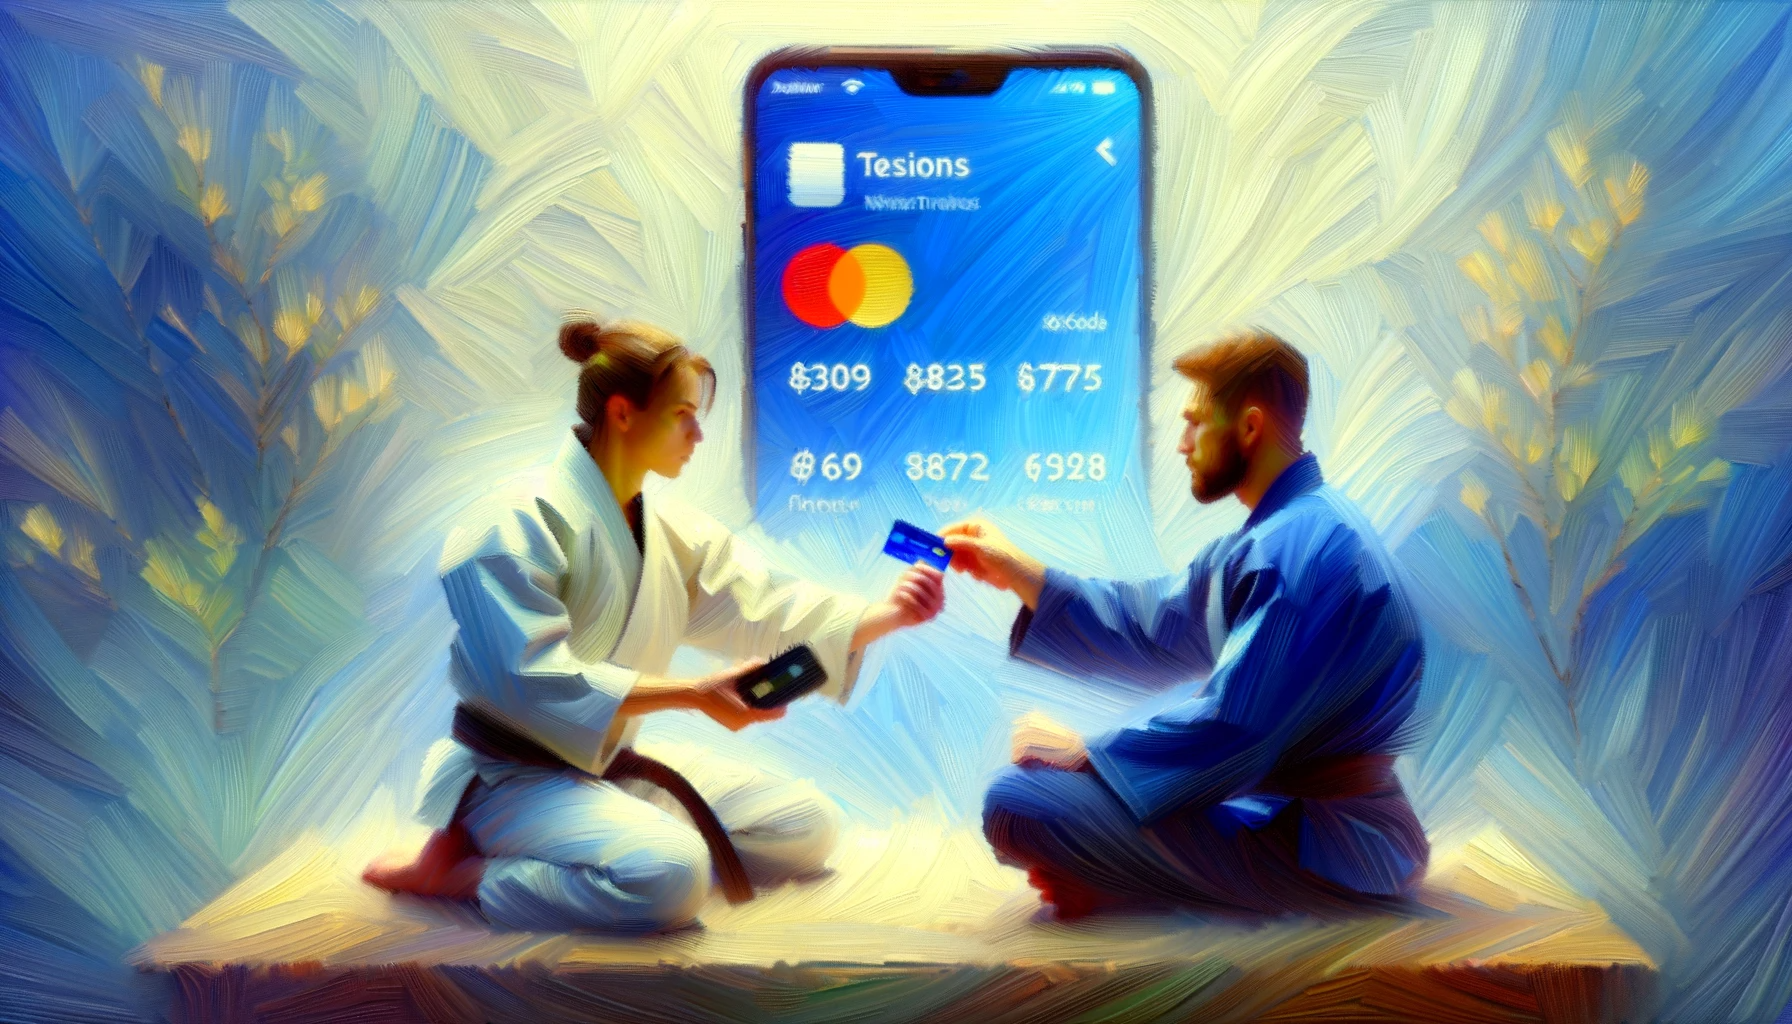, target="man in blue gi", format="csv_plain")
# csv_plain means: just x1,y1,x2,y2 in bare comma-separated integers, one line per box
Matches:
942,331,1428,919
